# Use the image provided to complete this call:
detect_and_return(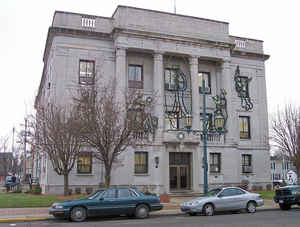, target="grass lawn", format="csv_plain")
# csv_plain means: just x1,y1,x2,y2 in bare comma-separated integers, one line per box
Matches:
0,193,86,208
253,190,275,200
